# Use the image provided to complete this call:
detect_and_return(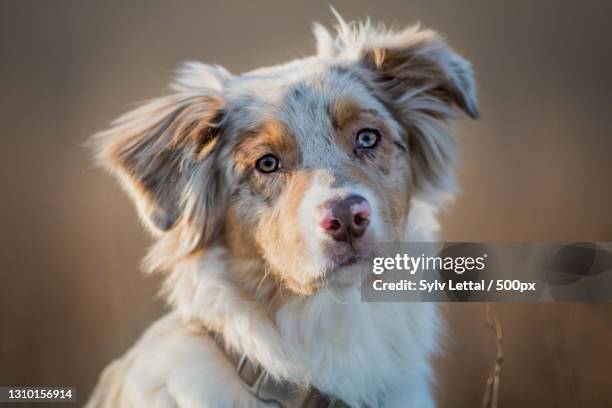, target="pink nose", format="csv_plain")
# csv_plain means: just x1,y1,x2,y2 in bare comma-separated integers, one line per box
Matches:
319,195,371,242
